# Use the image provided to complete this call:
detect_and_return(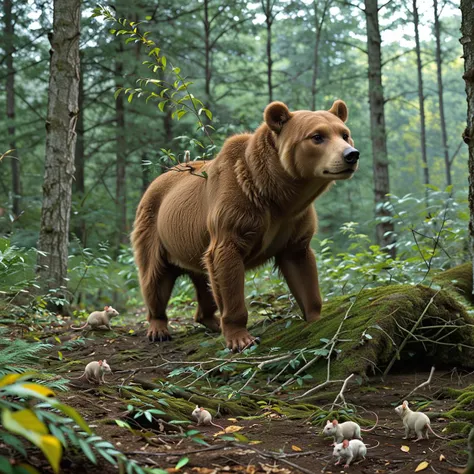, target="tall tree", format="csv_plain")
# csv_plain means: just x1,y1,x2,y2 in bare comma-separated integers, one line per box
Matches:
4,0,21,217
364,0,394,254
412,0,429,191
37,0,81,291
310,0,332,110
433,0,451,187
460,0,474,294
262,0,276,103
73,59,86,244
115,43,127,246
